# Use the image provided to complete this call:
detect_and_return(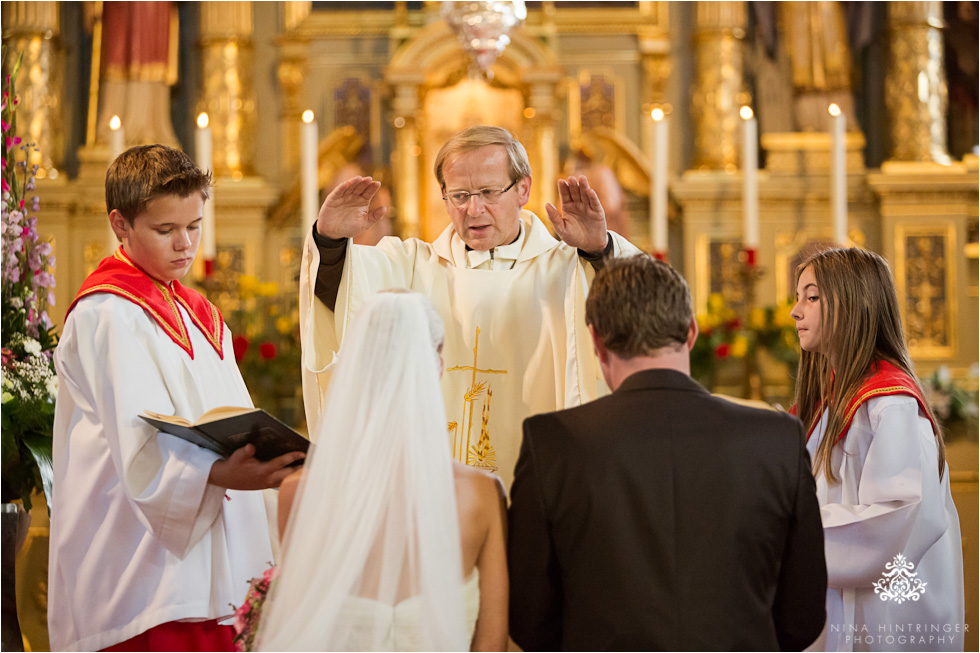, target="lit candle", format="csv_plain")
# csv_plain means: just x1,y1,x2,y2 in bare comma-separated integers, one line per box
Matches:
740,105,759,266
301,110,319,233
196,113,216,270
649,108,668,258
109,115,124,160
829,103,847,244
108,116,124,252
